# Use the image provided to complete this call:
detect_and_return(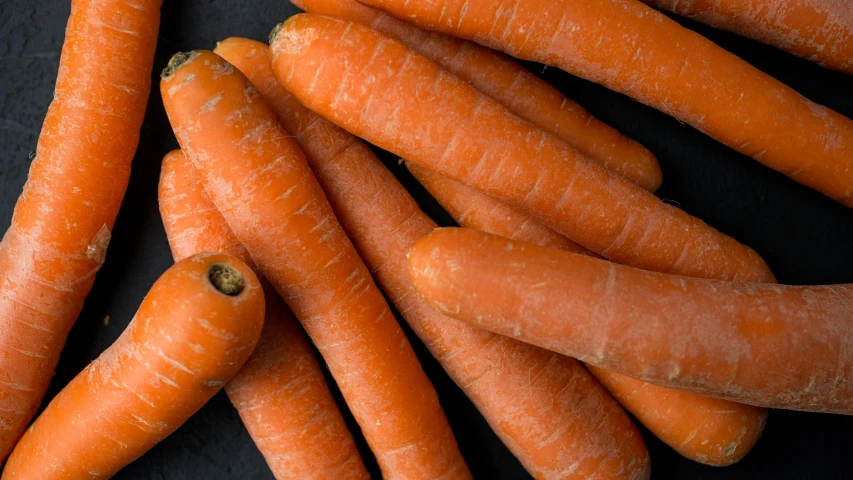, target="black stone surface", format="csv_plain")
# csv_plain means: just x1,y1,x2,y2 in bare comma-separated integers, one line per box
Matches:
1,1,852,478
